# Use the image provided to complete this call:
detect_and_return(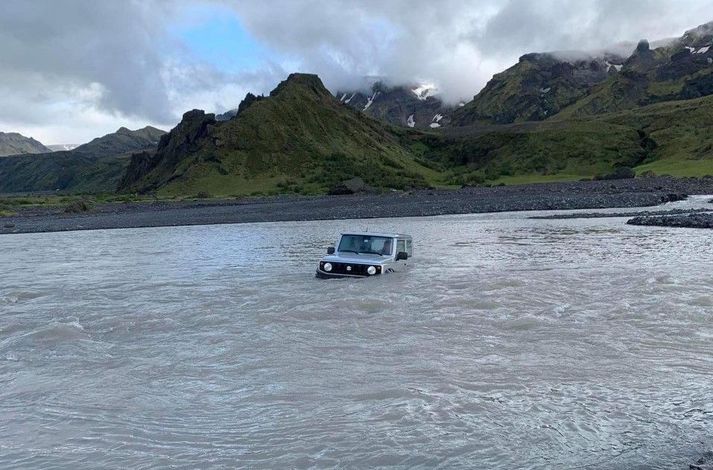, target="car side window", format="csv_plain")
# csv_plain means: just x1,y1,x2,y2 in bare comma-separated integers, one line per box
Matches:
397,239,406,255
406,239,412,257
